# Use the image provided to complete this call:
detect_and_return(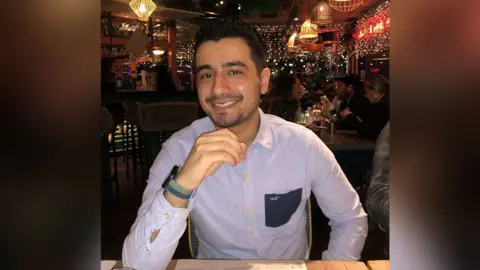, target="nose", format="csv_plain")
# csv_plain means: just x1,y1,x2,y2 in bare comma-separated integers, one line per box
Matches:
212,71,231,96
